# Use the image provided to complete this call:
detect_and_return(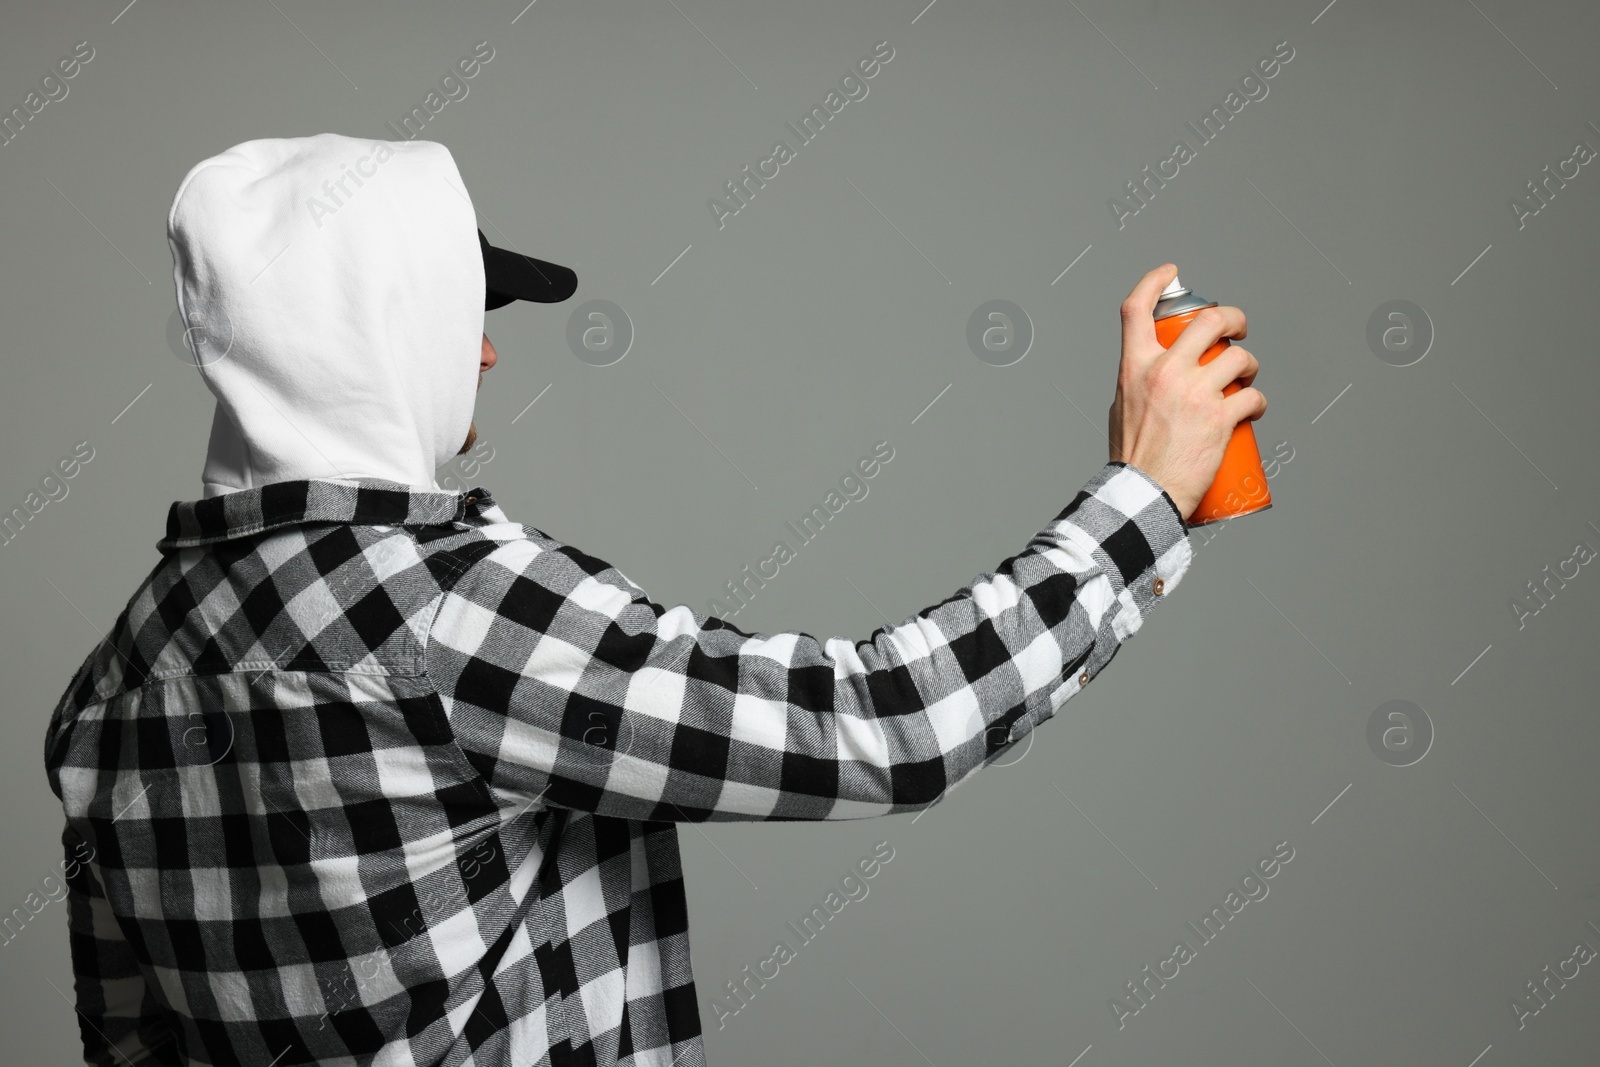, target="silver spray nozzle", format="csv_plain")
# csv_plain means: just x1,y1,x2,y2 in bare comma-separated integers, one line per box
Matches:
1152,274,1216,321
